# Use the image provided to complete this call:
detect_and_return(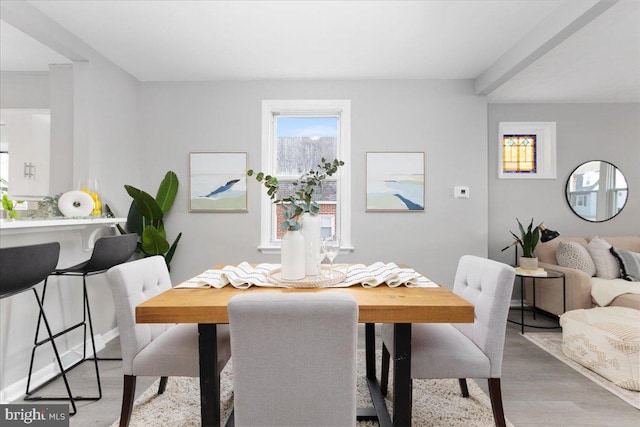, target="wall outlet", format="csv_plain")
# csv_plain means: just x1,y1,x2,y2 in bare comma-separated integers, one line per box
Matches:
454,186,469,199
